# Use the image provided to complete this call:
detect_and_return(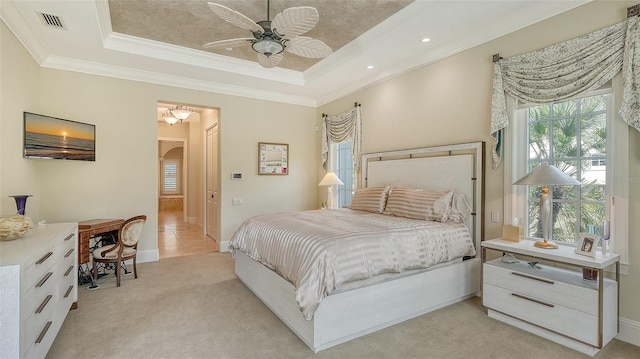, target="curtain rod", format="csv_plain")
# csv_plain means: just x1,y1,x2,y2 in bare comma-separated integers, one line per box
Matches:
322,103,360,118
493,4,640,62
